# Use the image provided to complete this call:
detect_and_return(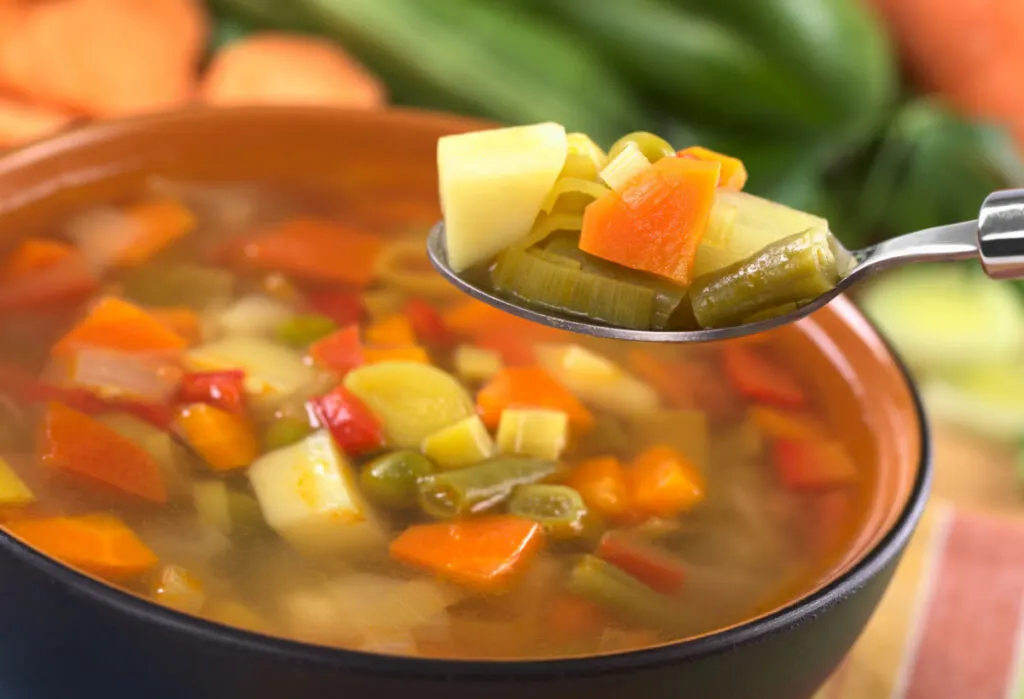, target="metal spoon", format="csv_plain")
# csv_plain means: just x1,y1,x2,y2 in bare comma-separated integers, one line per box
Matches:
426,189,1024,343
